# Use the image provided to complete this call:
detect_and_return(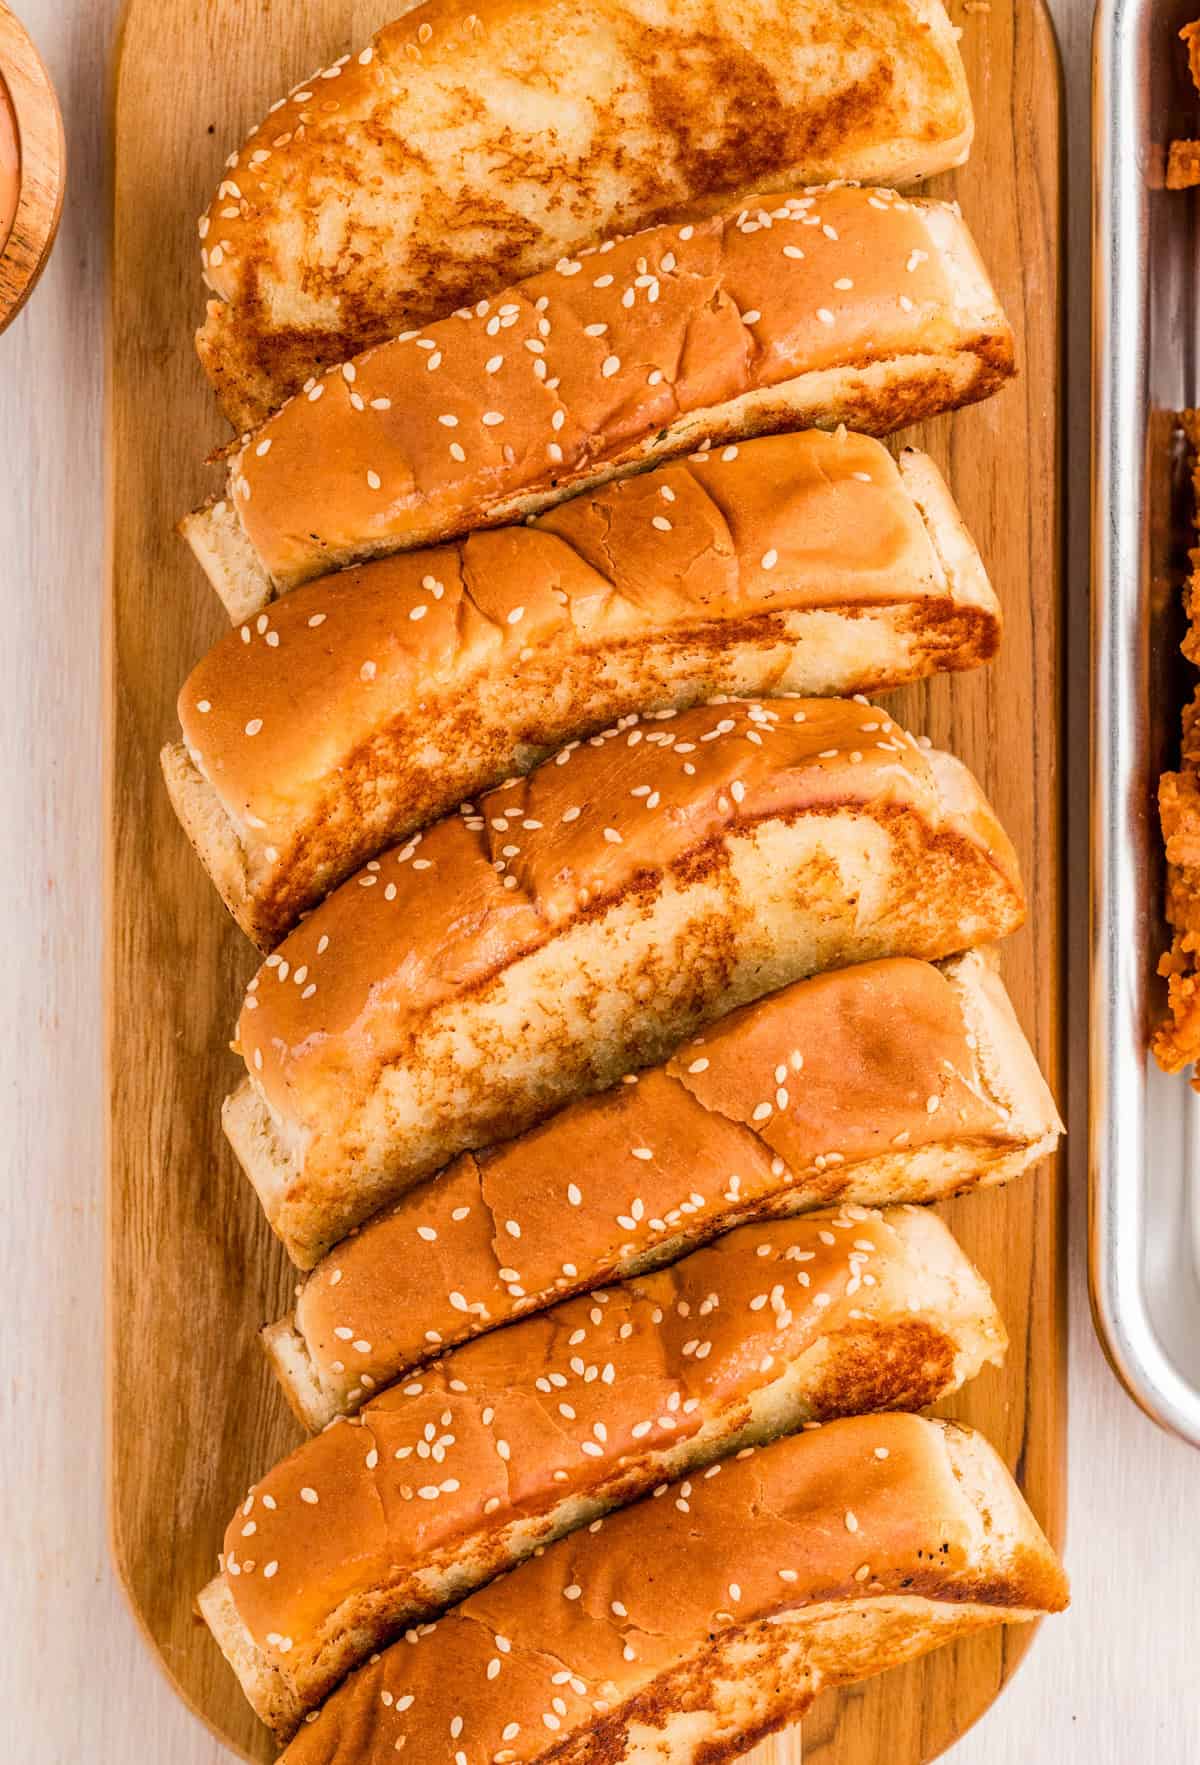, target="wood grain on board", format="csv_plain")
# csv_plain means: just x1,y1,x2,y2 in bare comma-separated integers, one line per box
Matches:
0,0,66,329
107,4,1064,1761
